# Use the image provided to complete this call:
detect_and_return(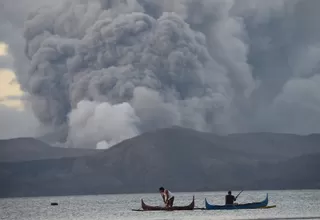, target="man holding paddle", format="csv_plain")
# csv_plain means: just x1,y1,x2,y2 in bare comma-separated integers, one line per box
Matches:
225,190,243,205
159,187,175,208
